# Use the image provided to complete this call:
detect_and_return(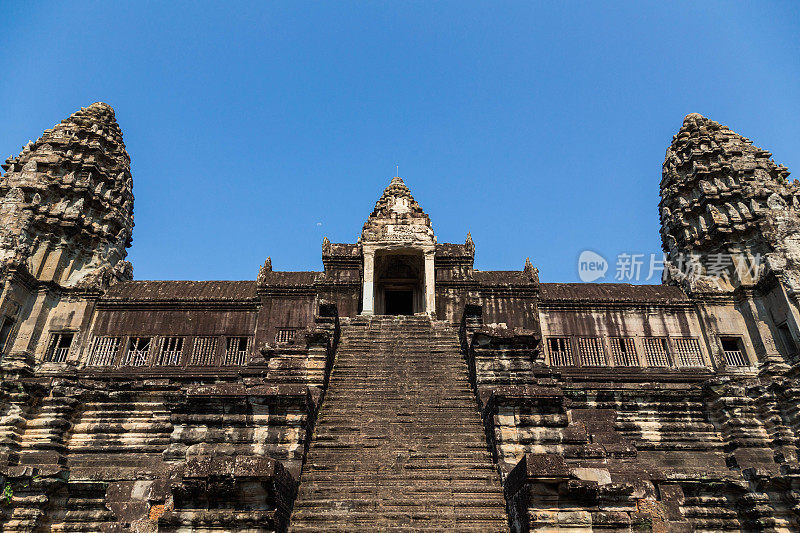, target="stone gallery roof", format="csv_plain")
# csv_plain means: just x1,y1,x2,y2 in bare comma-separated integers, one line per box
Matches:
258,271,321,286
103,272,327,300
436,243,474,257
473,271,532,285
539,282,689,303
102,280,258,301
103,279,688,303
322,241,359,258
